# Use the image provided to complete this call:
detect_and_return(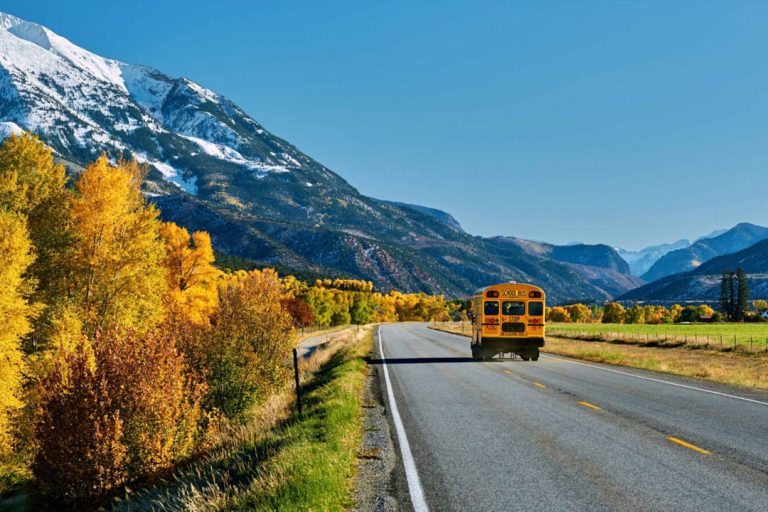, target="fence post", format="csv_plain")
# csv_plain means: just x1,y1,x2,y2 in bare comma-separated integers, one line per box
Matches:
292,348,302,417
